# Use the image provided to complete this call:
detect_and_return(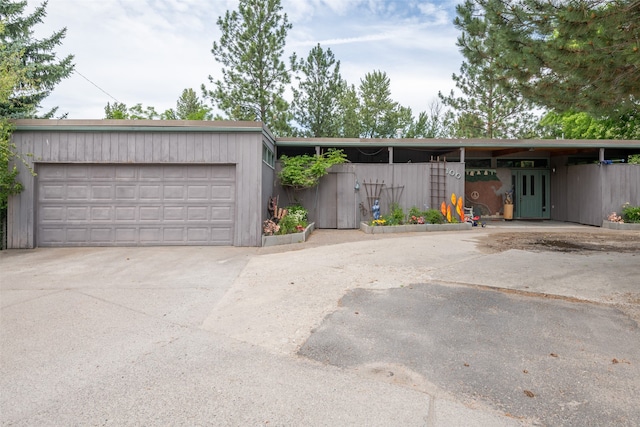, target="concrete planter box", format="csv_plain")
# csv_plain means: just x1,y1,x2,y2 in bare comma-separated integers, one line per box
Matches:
360,222,472,234
262,223,315,247
602,221,640,230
